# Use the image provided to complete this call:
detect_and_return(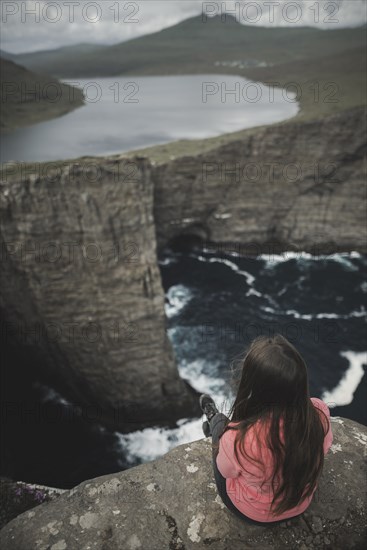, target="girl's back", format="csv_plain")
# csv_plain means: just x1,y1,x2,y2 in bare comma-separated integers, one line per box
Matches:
216,396,333,522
